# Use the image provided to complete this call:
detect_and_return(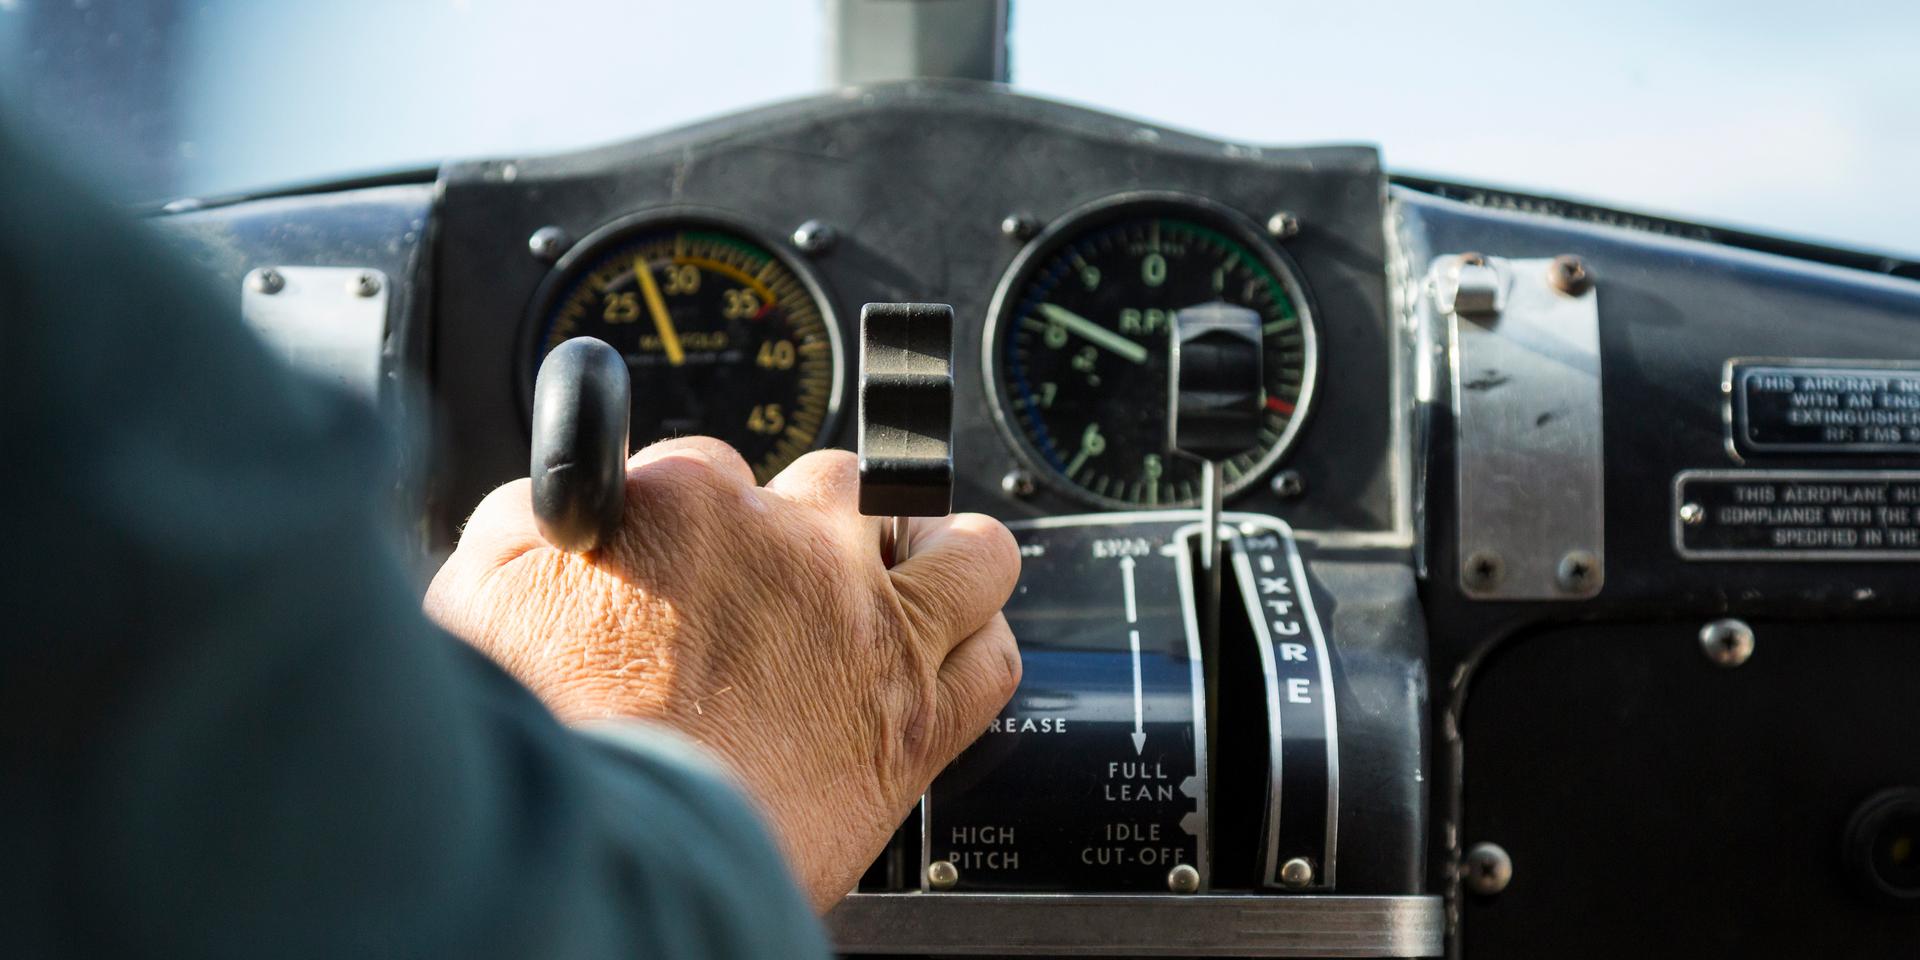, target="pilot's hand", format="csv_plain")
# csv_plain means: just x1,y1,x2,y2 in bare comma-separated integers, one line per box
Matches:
424,438,1021,910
